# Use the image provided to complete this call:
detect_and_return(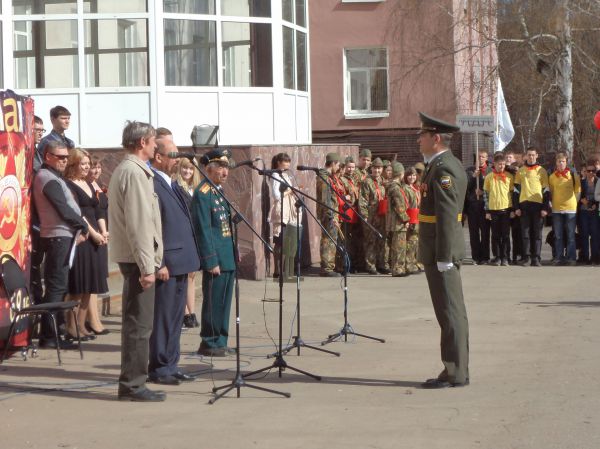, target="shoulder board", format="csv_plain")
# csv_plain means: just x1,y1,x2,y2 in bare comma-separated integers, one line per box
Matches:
199,183,211,194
